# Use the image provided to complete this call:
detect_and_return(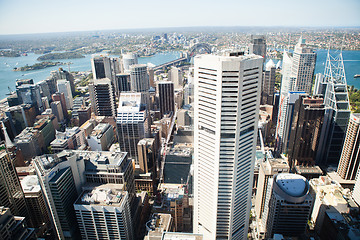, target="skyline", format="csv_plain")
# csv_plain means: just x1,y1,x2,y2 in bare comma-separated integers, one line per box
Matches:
0,0,359,35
